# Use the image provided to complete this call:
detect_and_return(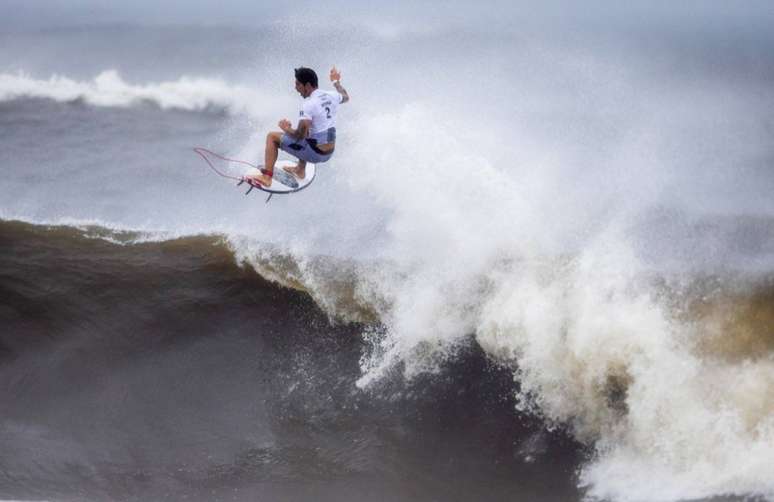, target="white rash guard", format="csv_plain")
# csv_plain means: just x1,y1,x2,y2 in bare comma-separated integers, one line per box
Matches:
298,88,344,143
